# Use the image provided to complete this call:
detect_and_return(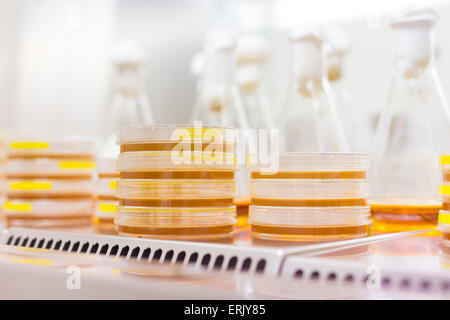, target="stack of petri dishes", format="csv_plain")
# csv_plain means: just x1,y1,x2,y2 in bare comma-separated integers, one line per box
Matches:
248,153,371,242
439,155,450,247
115,125,238,240
3,140,95,229
93,158,119,234
0,139,6,215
